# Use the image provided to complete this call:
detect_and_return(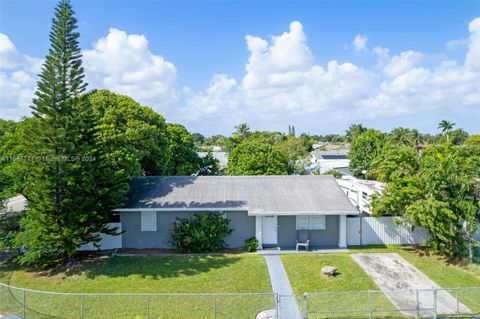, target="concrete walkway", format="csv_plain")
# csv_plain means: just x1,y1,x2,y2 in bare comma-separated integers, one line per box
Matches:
263,255,302,319
352,253,470,316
